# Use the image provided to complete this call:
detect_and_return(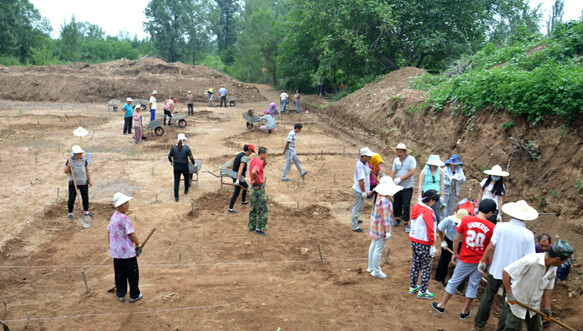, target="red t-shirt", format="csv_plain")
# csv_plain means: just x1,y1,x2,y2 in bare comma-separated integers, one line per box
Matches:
249,157,265,185
455,215,495,264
